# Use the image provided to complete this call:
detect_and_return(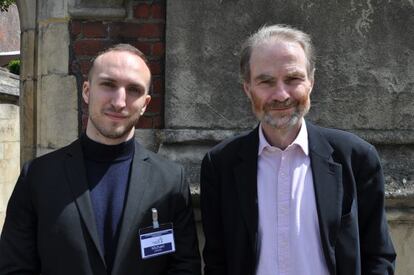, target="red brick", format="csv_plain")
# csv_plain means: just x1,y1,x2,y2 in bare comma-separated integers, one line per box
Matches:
149,61,162,75
70,20,82,36
152,42,165,57
130,41,151,56
73,39,107,56
78,59,92,76
136,115,153,128
146,96,162,113
151,4,165,19
152,115,163,128
133,3,150,19
152,78,164,95
138,23,164,38
110,22,163,39
82,22,107,38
